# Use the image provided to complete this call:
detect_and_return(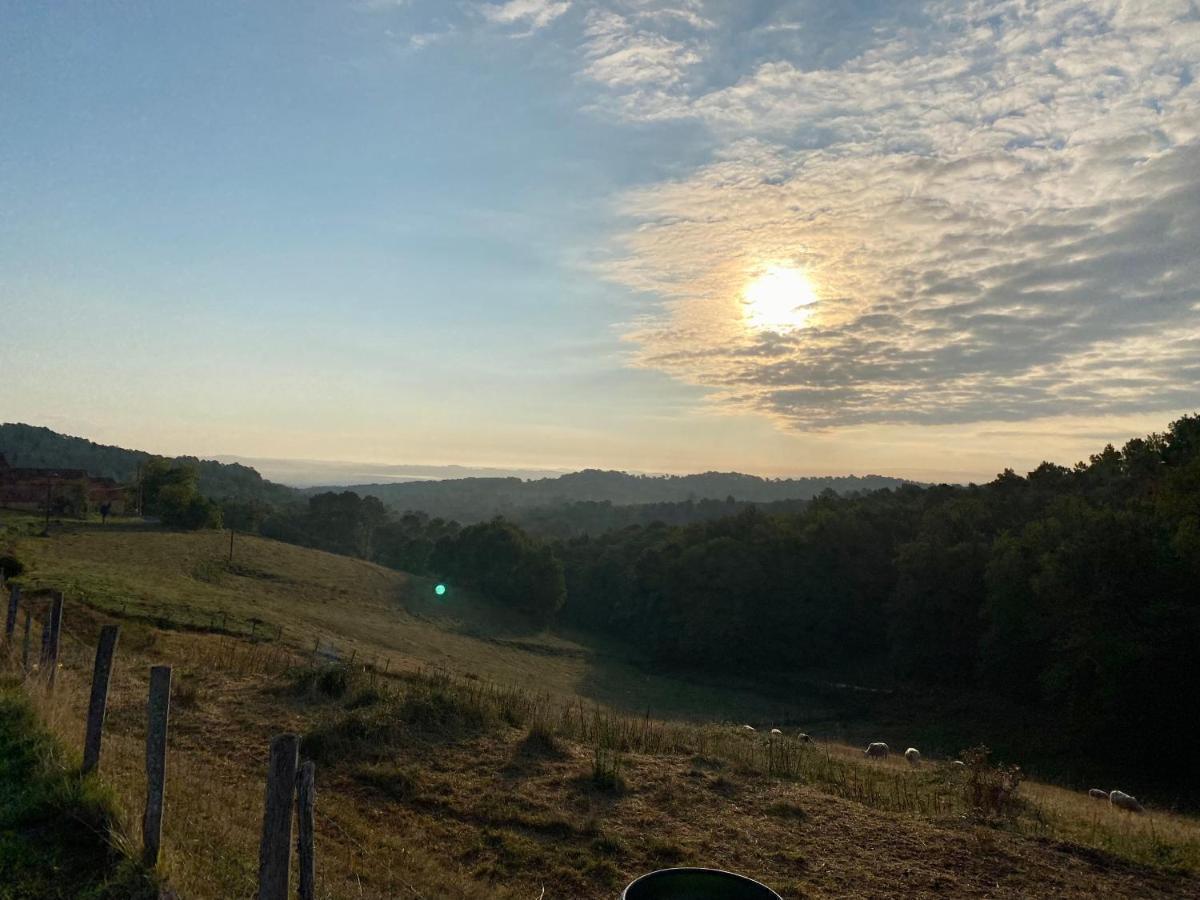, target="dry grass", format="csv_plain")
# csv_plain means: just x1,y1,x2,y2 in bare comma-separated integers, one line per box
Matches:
3,515,1200,898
